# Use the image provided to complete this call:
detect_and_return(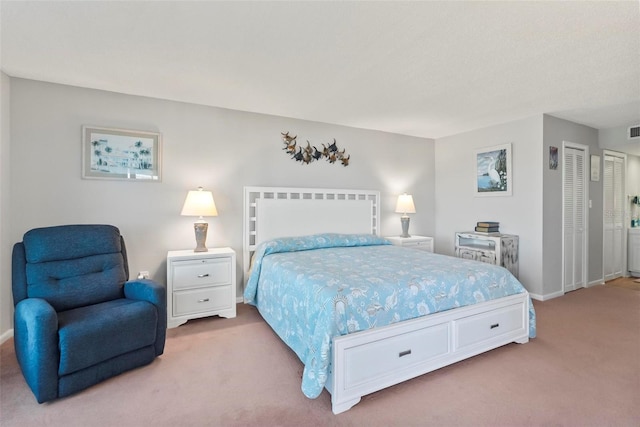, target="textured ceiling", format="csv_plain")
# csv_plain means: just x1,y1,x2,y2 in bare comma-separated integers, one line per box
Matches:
1,1,639,139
